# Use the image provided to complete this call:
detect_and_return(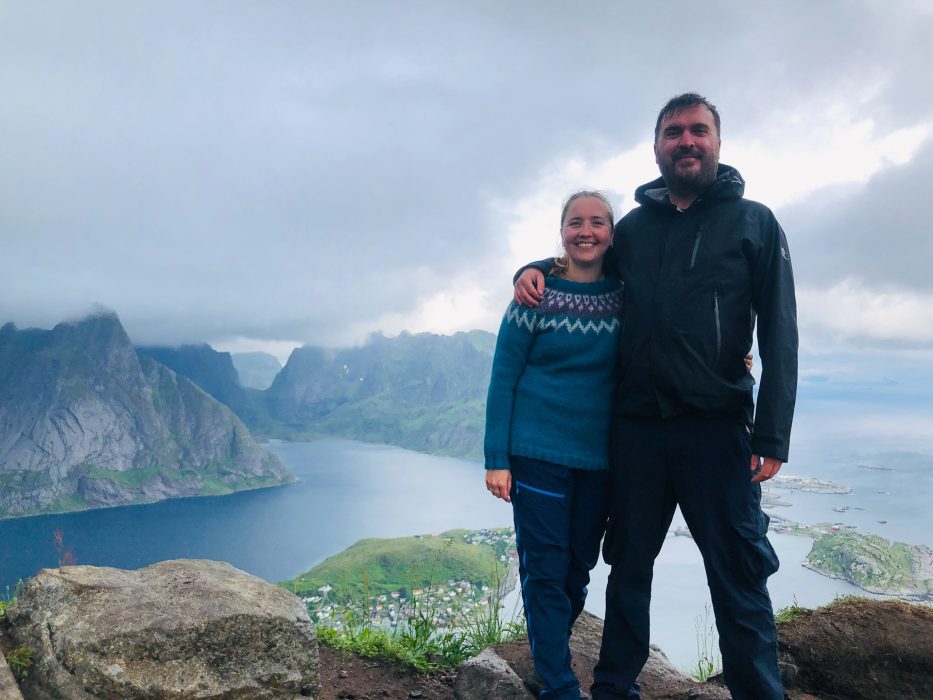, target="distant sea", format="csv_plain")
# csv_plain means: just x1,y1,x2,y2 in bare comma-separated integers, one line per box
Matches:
1,393,931,673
